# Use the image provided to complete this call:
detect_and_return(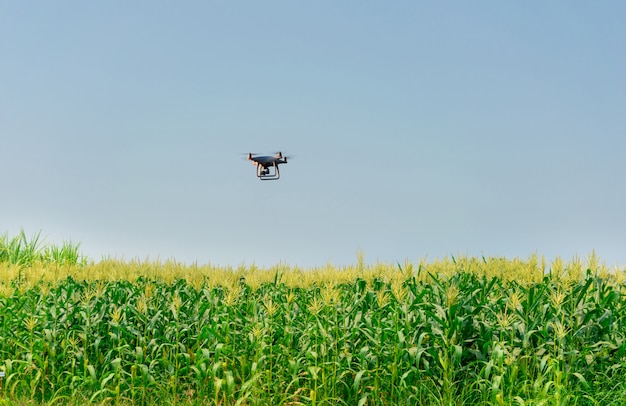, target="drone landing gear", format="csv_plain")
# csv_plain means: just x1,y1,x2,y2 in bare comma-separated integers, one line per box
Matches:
257,164,280,180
